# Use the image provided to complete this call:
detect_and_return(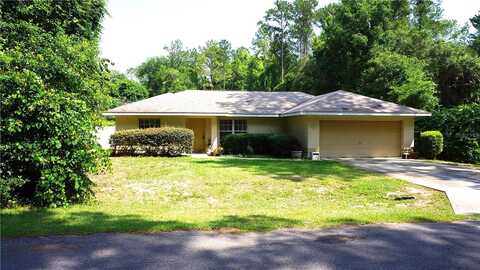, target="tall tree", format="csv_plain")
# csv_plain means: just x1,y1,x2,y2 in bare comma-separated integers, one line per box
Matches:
256,0,294,84
291,0,318,58
200,40,233,89
470,12,480,54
